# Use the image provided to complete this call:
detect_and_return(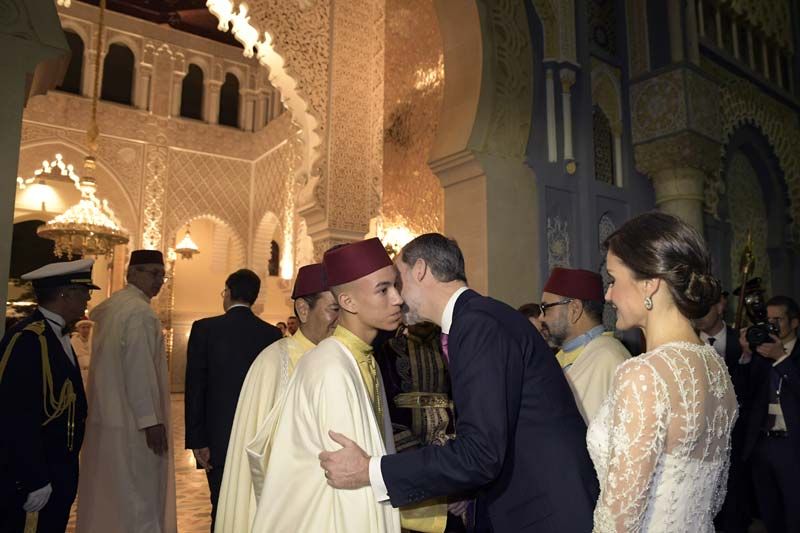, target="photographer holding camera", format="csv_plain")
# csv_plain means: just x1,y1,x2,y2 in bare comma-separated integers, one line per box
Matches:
738,295,800,533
